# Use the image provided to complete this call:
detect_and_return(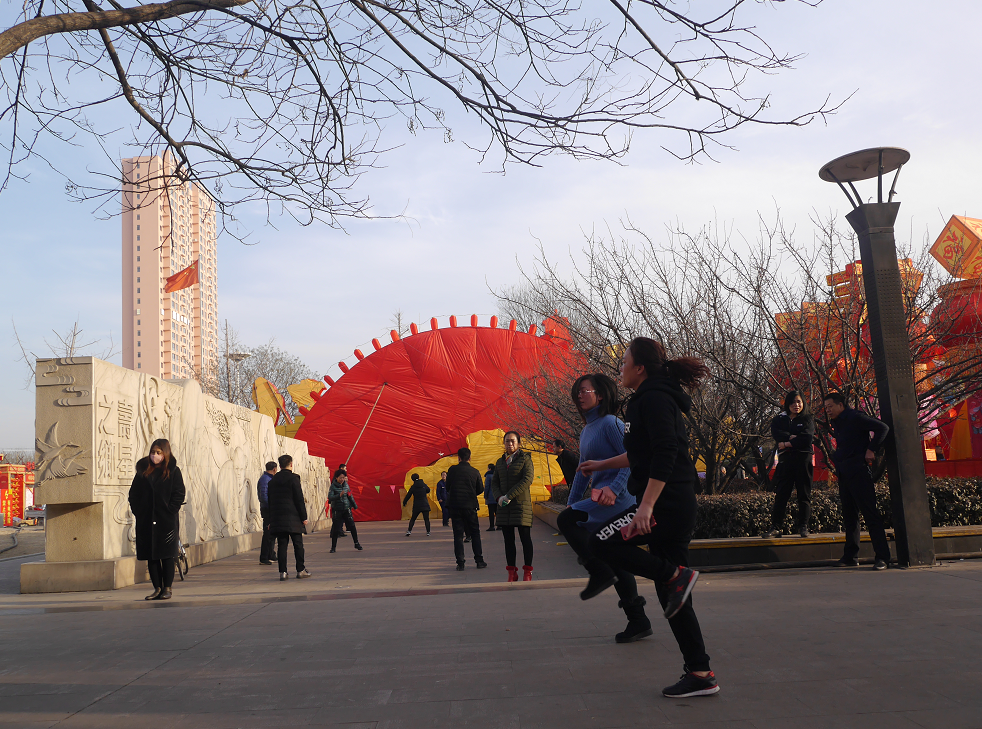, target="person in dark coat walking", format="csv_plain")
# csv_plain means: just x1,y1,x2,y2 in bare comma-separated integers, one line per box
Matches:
491,431,535,581
267,454,310,580
446,448,488,570
583,337,719,698
403,474,431,536
128,438,185,600
436,471,450,526
328,471,362,552
763,390,816,538
483,464,497,531
553,439,579,488
258,461,278,564
823,392,892,570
